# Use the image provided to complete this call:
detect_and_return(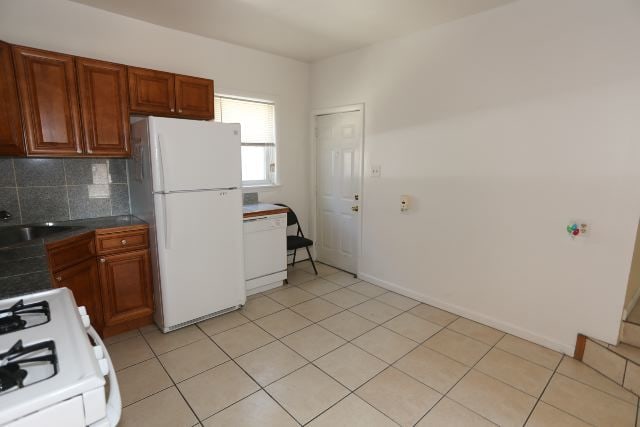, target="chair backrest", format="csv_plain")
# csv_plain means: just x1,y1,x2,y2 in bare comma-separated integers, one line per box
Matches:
274,203,299,228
